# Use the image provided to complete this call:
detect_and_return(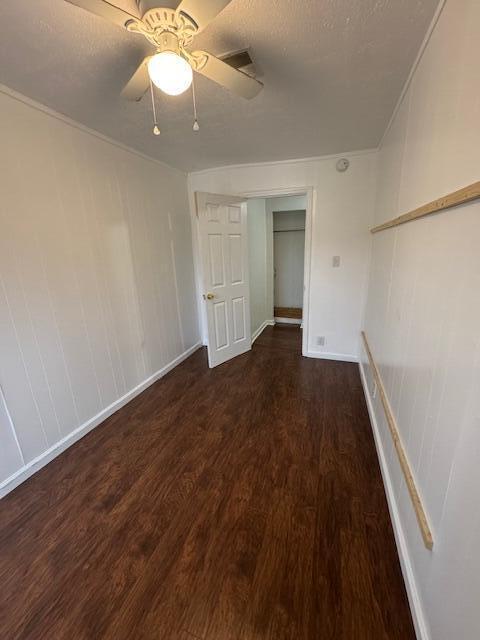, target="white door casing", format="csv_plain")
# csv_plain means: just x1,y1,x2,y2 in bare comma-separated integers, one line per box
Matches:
196,192,251,368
